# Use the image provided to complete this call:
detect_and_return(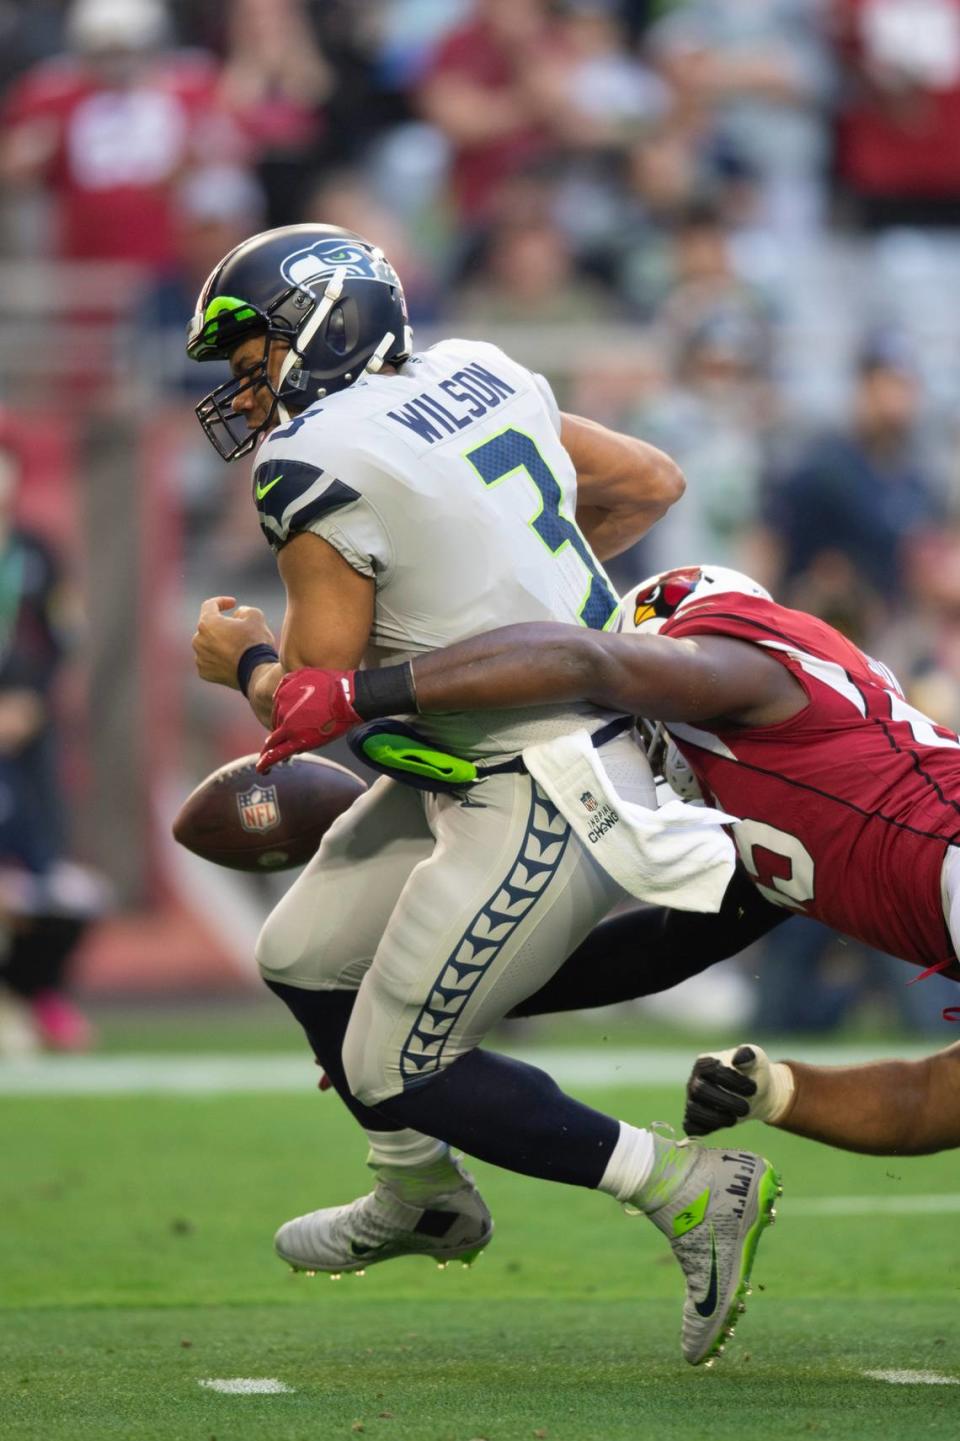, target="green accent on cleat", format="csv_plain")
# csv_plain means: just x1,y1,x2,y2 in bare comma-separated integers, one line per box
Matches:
699,1163,782,1368
673,1186,711,1239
